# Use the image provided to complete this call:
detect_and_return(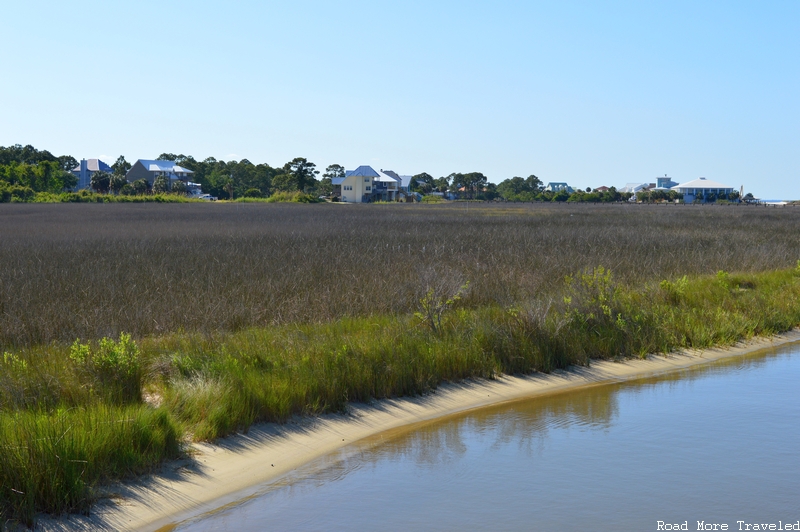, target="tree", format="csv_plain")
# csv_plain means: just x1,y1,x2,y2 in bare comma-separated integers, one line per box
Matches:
271,173,295,192
152,175,169,193
525,175,543,192
90,171,111,193
109,174,127,195
171,180,188,195
112,156,131,177
283,157,319,192
58,155,78,172
132,179,149,195
410,172,434,193
318,164,344,196
323,164,345,180
433,175,450,193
